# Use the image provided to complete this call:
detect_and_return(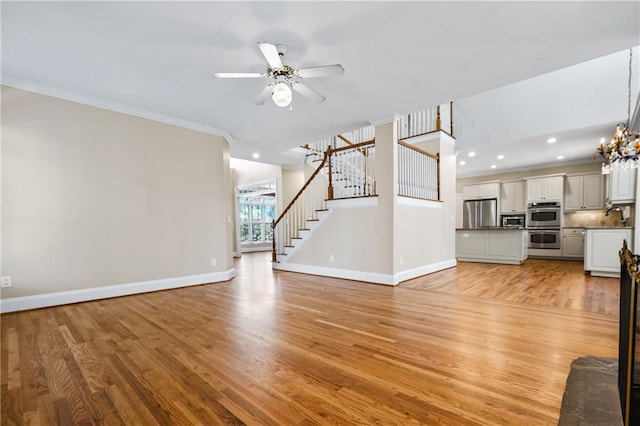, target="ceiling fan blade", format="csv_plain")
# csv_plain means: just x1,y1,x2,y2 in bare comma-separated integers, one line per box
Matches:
296,64,344,78
213,72,265,78
253,83,275,105
257,42,283,69
291,81,325,103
